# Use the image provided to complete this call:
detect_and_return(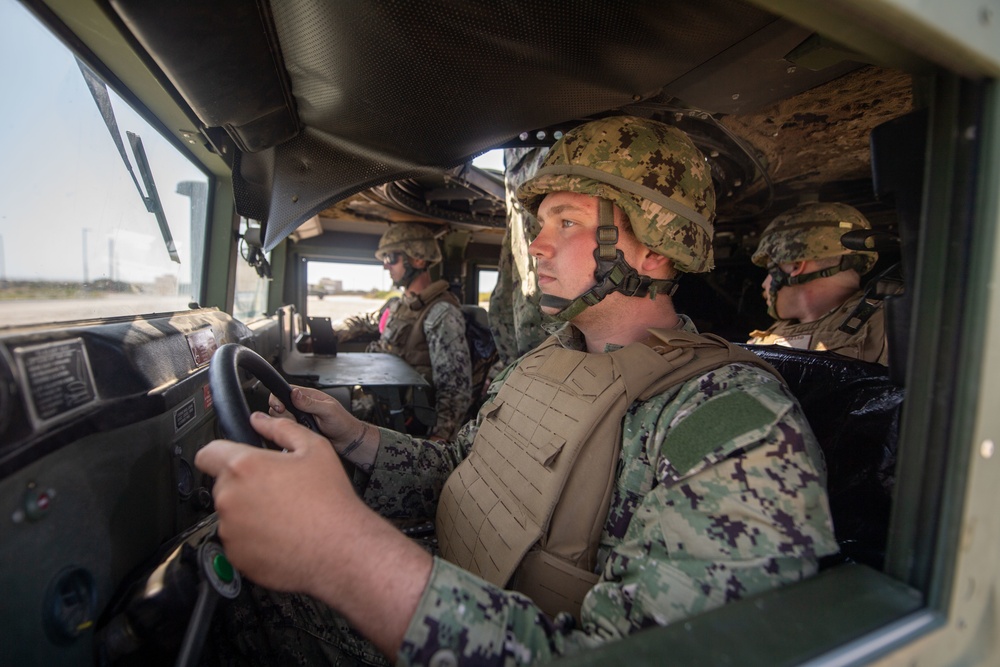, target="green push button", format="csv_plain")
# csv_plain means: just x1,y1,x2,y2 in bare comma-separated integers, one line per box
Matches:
212,553,235,583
